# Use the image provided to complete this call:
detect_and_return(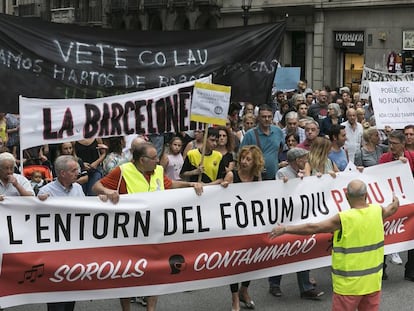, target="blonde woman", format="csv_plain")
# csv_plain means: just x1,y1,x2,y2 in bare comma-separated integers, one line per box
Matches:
354,127,387,168
305,137,339,177
221,145,264,311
